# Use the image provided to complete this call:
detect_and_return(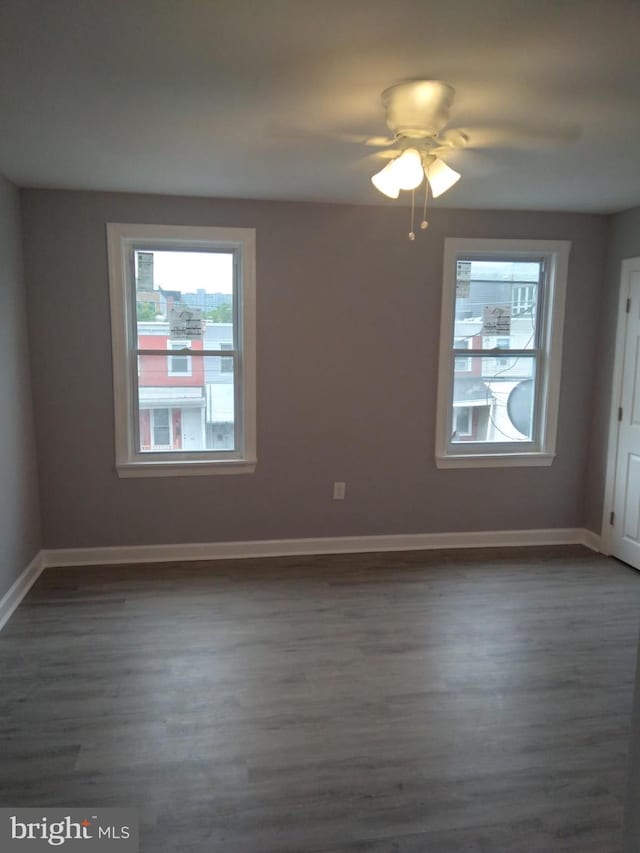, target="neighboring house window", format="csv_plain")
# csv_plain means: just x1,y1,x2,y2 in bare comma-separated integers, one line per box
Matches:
220,342,233,374
107,223,256,477
436,238,570,468
151,408,172,448
512,284,535,316
454,406,472,437
454,337,471,372
496,336,510,367
167,340,192,376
